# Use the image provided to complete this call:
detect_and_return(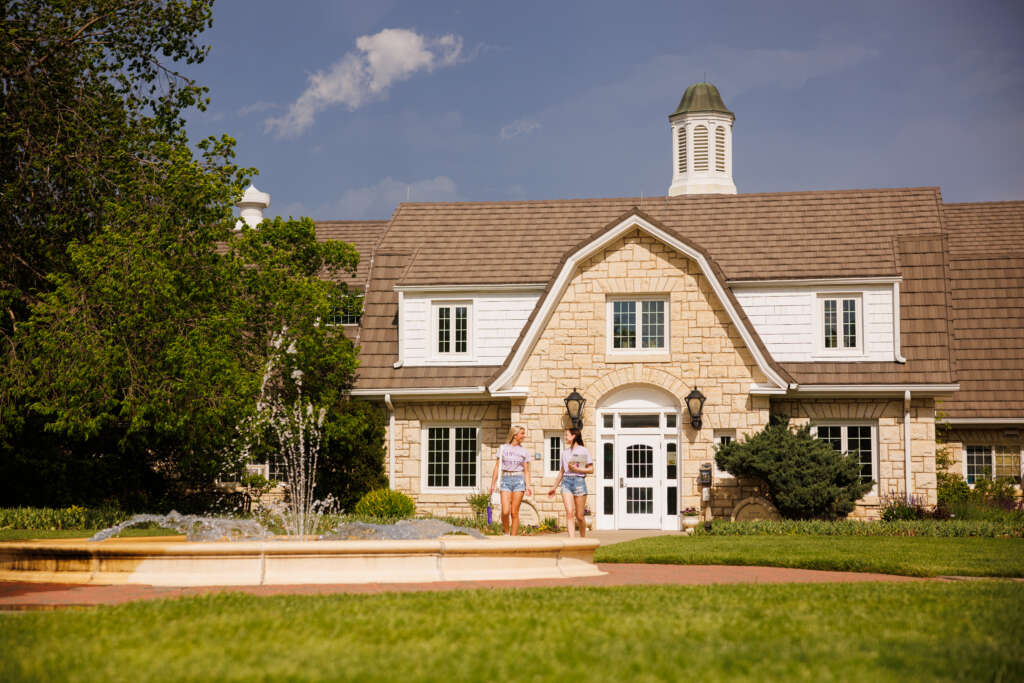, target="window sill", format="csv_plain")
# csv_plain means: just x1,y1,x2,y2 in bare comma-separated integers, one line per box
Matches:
605,352,671,363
